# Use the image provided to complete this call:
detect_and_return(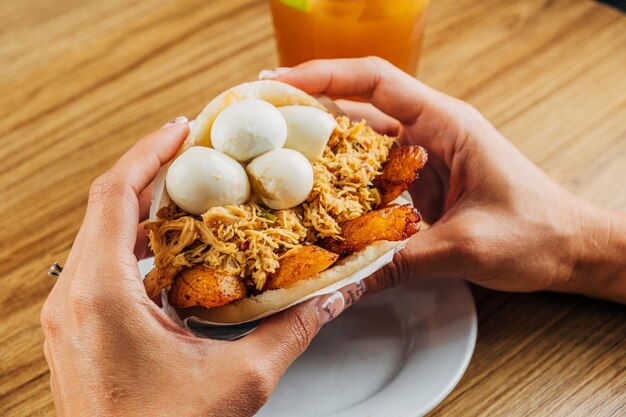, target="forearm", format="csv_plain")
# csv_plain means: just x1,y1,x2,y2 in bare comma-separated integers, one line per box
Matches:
563,200,626,303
